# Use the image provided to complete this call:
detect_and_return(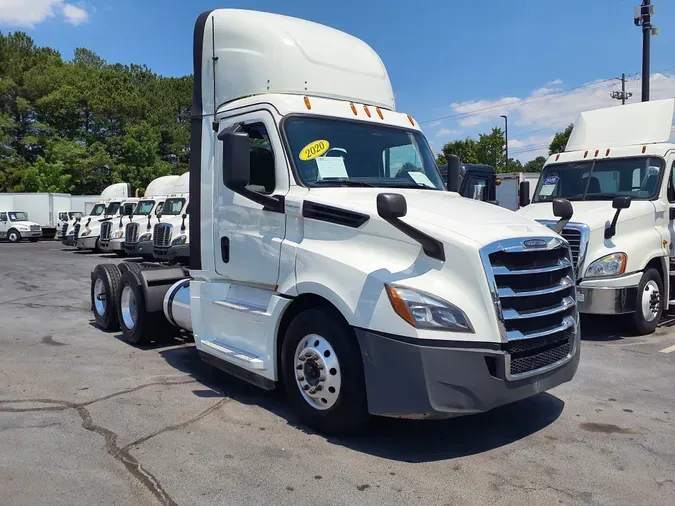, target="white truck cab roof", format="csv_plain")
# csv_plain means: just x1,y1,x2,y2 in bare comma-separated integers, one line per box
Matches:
145,175,180,198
